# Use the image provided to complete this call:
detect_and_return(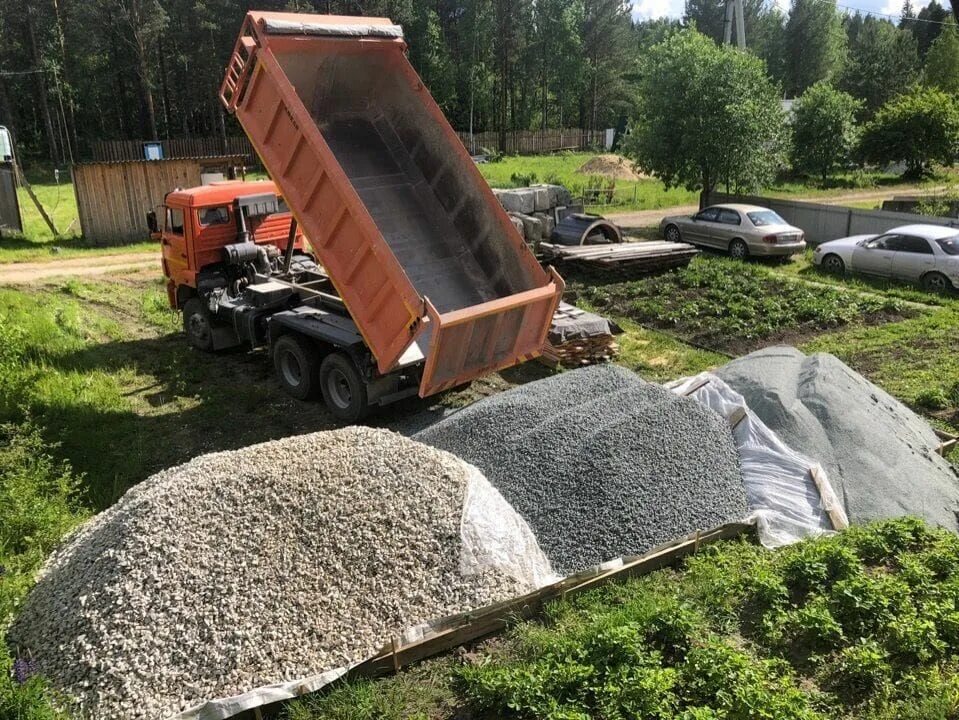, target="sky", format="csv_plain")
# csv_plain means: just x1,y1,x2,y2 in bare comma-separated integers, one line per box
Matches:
630,0,921,25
